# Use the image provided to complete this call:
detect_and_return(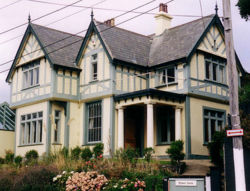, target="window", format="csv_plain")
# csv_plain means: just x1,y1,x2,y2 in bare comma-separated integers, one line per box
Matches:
54,110,61,143
22,60,40,89
205,55,226,83
203,108,225,143
91,54,98,81
87,101,102,143
20,111,43,145
157,106,175,144
158,67,176,85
